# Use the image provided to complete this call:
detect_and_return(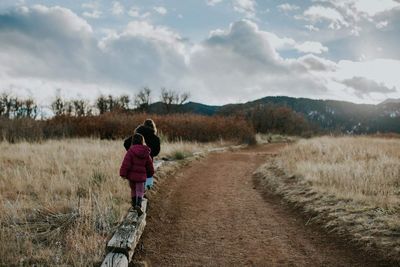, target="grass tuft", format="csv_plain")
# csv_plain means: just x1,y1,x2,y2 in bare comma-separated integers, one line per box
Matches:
173,151,186,160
